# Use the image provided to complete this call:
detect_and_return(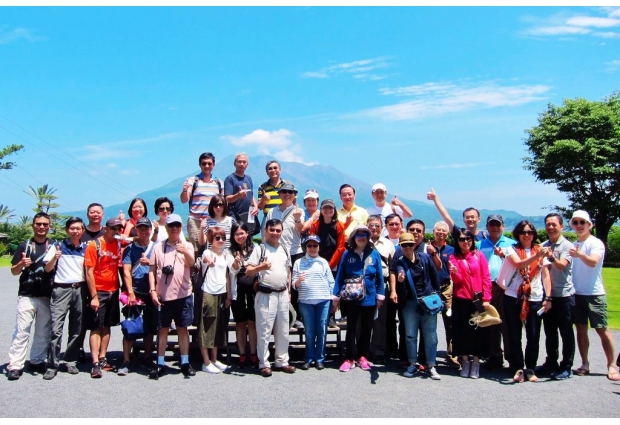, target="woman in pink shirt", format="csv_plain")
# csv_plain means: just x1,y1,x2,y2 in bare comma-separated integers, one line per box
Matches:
449,227,492,379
